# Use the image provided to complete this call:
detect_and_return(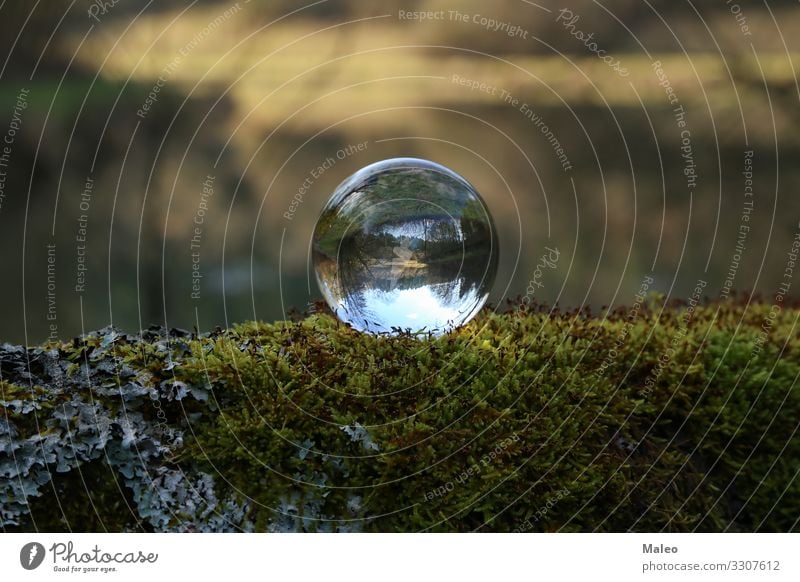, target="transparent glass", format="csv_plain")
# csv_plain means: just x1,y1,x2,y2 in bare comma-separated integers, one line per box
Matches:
312,158,498,335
